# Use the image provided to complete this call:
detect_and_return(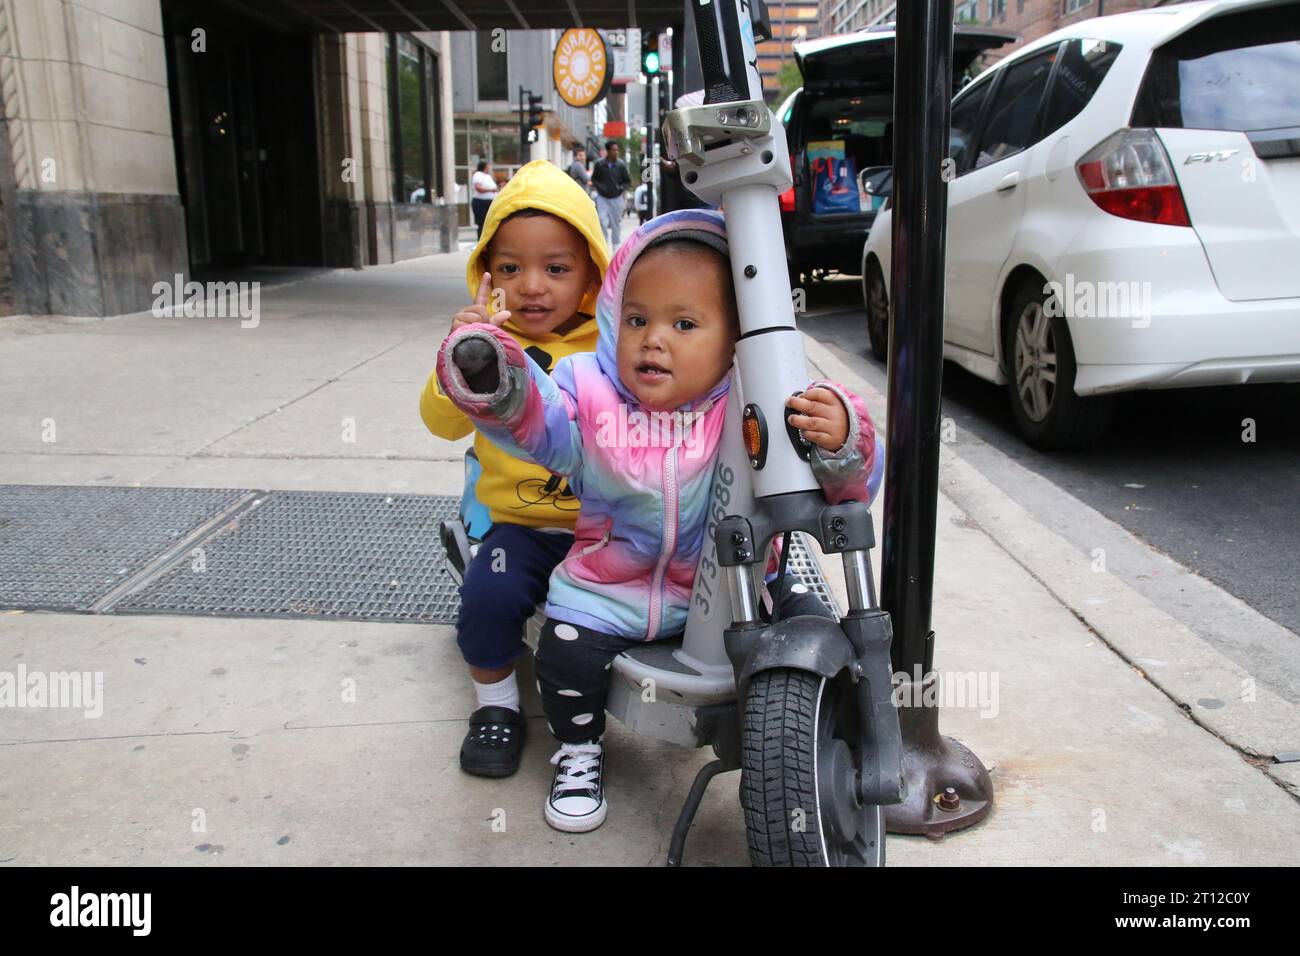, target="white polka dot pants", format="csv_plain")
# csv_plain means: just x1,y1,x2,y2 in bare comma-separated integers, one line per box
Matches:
534,618,640,744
